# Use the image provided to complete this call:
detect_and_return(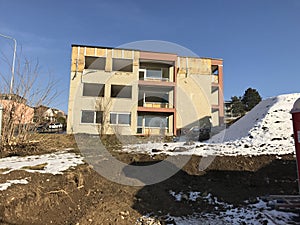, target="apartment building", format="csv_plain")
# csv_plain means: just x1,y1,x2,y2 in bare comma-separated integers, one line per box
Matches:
67,44,223,136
